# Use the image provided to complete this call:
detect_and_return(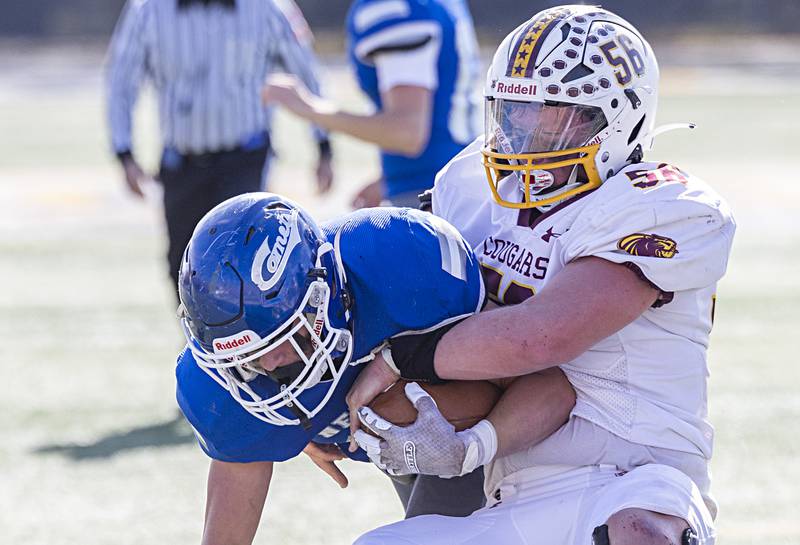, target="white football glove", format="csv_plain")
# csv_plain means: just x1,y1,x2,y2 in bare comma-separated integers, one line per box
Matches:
353,382,497,477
